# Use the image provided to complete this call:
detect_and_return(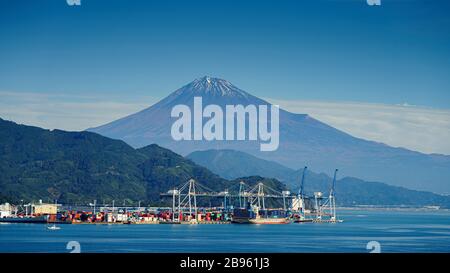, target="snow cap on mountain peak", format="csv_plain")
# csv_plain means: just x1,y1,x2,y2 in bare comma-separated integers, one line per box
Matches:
183,76,246,97
163,76,269,106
